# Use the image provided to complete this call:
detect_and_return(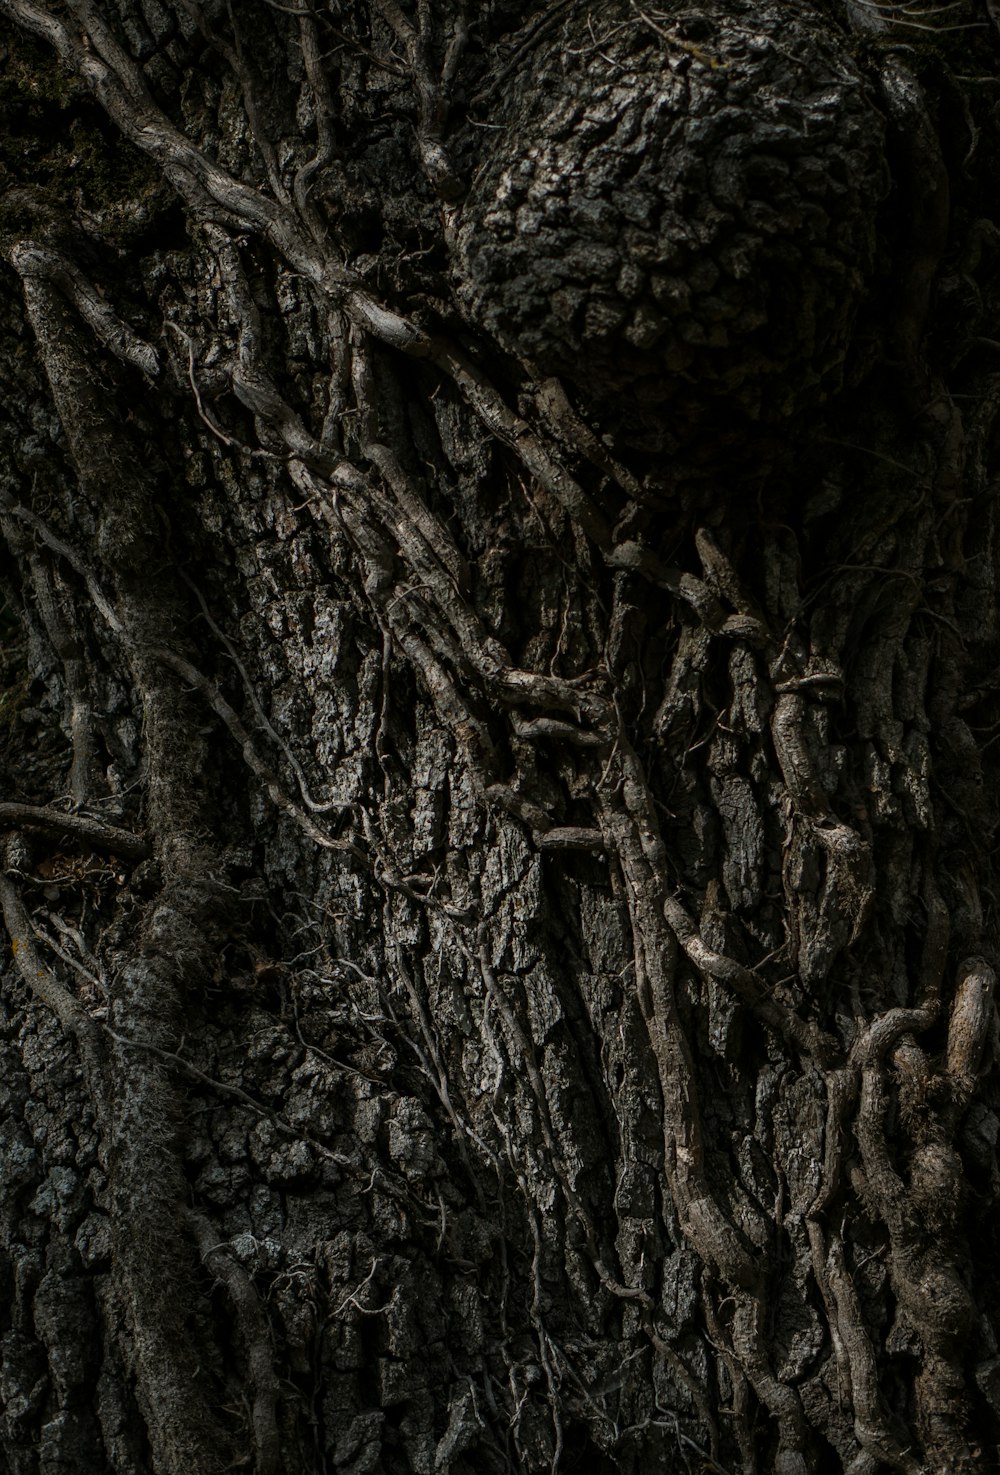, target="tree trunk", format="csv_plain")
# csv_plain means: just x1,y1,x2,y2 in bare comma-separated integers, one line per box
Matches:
0,2,998,1472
